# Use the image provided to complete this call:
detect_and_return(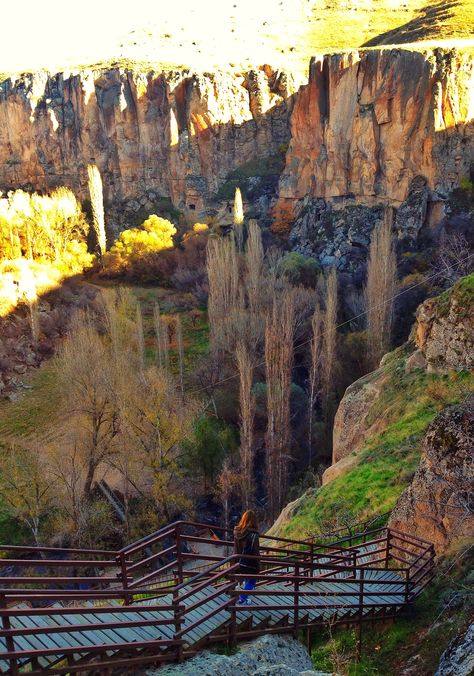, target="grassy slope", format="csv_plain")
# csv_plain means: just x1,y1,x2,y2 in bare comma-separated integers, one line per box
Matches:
278,360,473,540
274,274,474,540
275,274,474,673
